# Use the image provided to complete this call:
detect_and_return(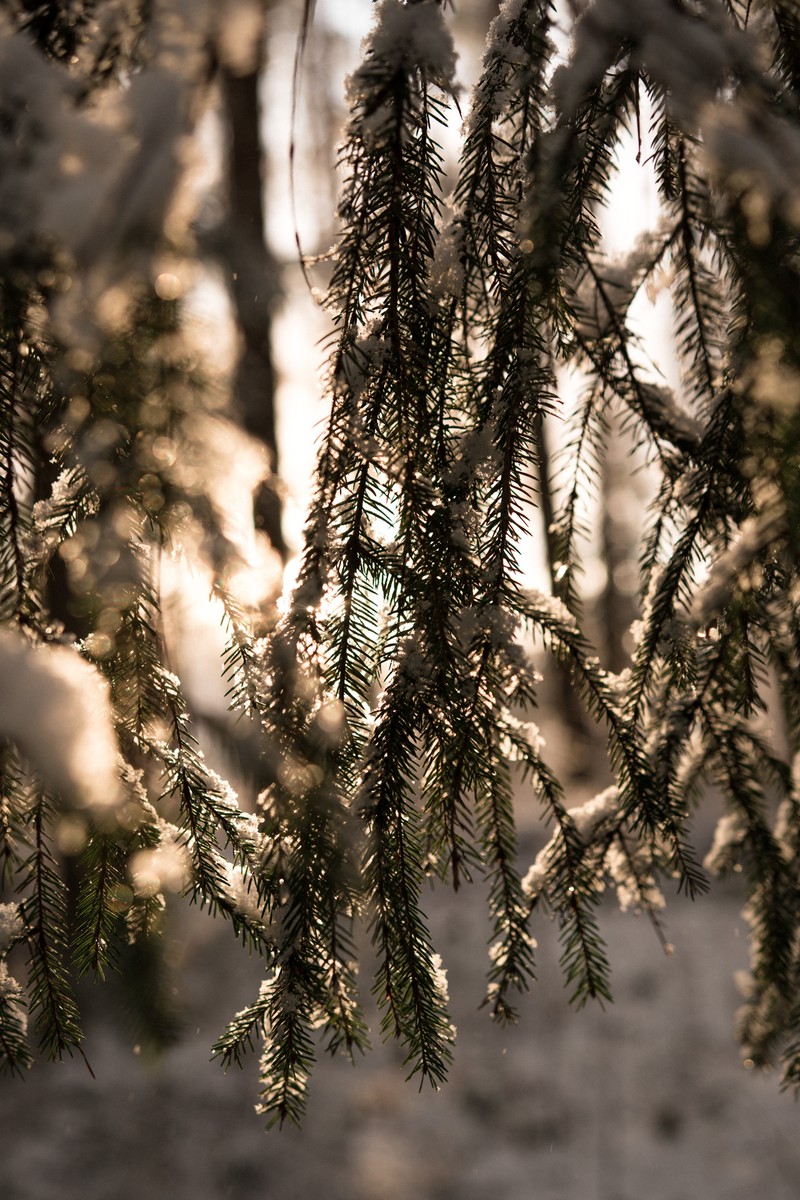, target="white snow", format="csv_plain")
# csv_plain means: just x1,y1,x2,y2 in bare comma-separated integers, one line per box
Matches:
704,812,746,875
526,588,579,631
522,845,554,899
0,960,23,1002
569,784,619,838
430,213,465,303
0,628,122,813
0,903,23,952
523,786,619,900
431,951,450,1004
357,0,457,88
220,858,266,923
605,840,665,914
